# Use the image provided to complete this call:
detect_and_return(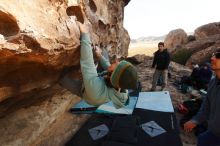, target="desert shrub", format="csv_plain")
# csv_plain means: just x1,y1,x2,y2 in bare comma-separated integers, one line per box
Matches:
171,49,193,65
